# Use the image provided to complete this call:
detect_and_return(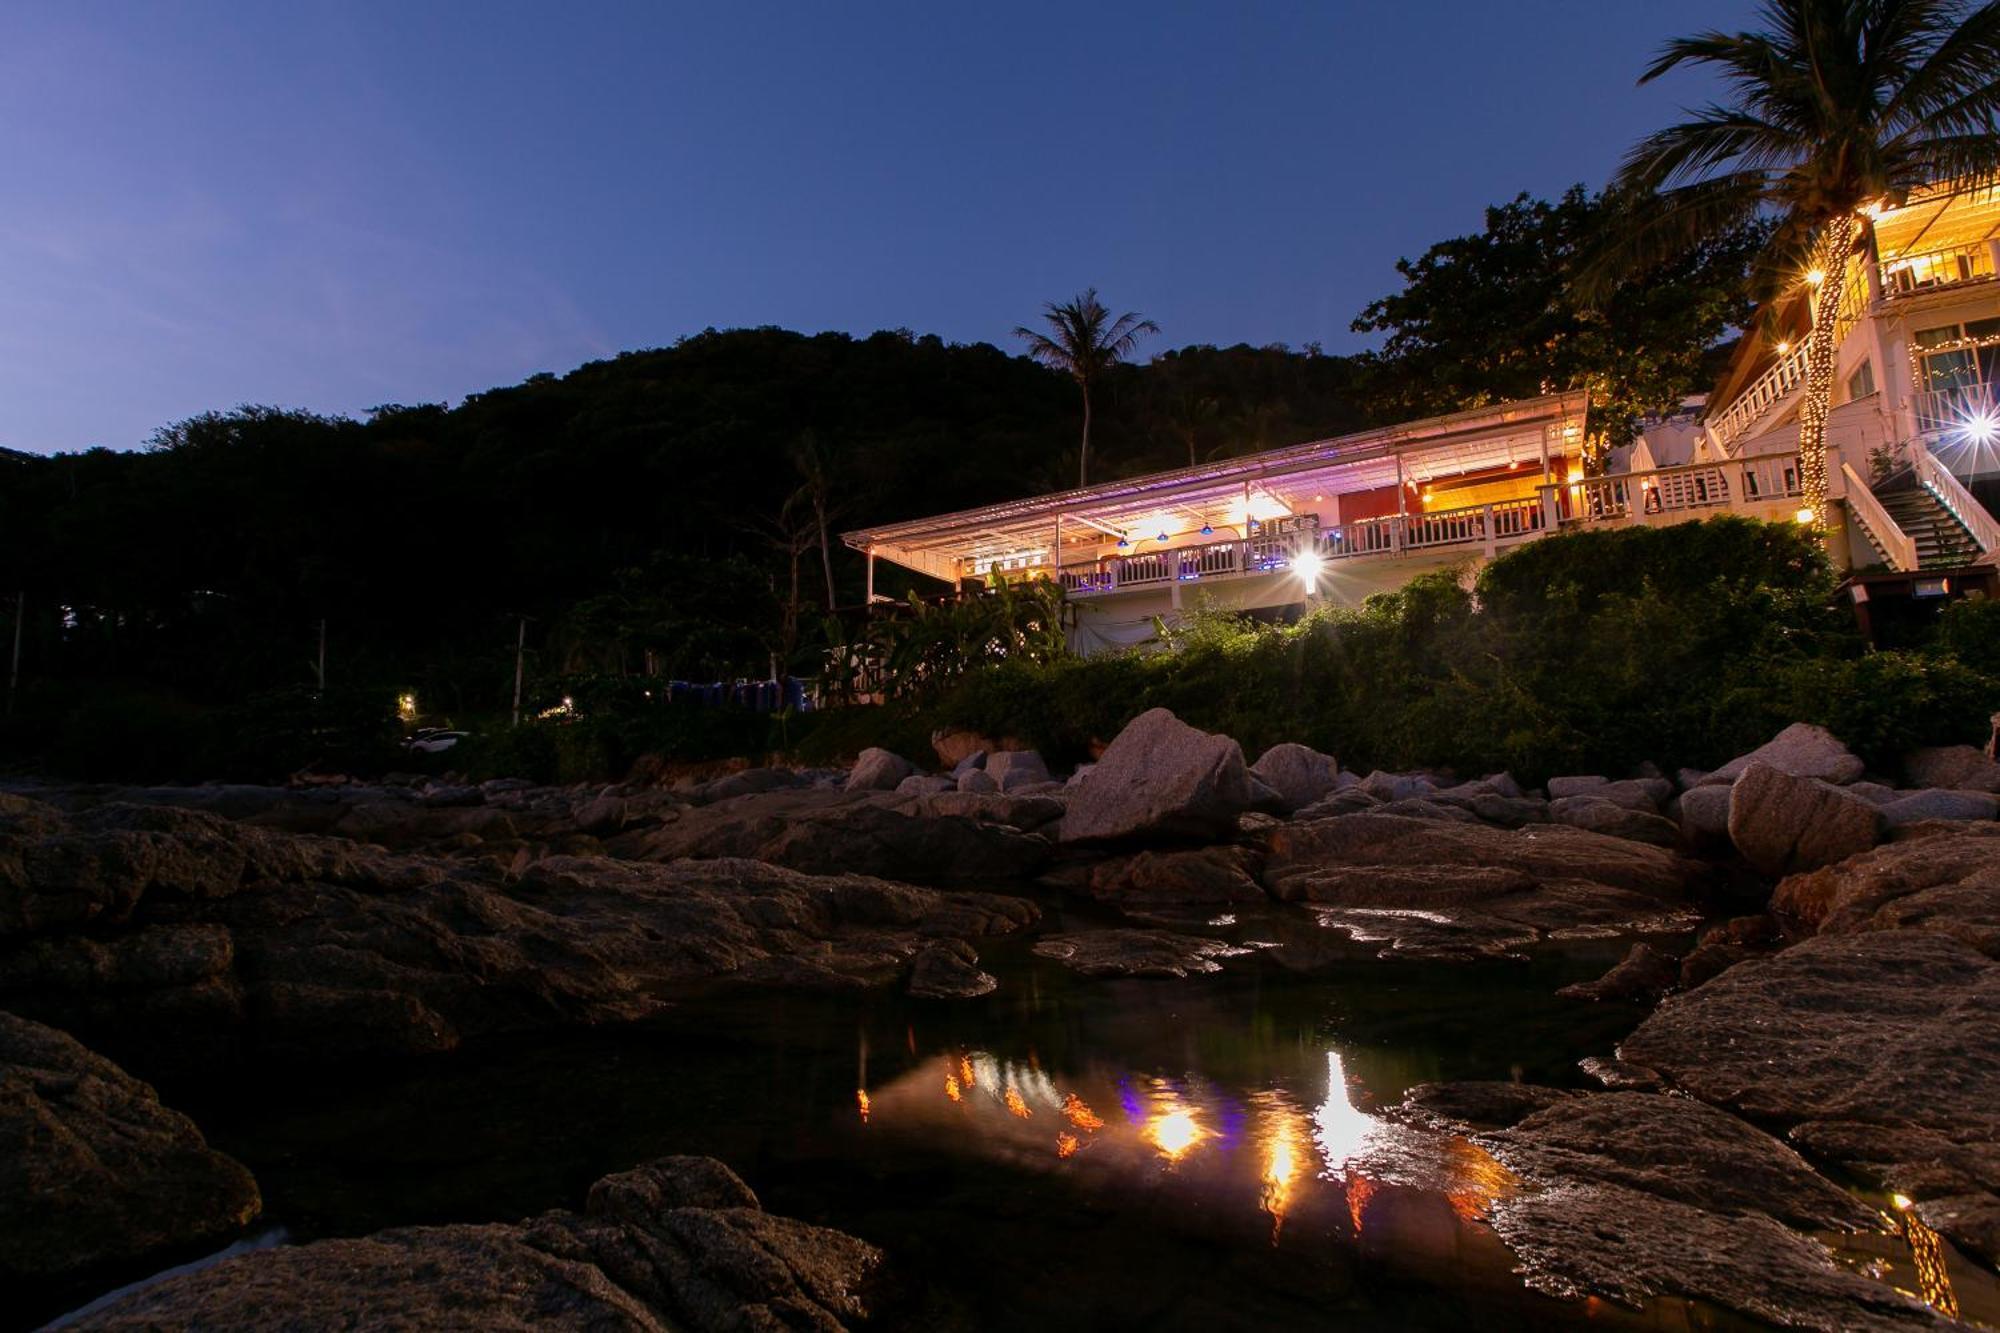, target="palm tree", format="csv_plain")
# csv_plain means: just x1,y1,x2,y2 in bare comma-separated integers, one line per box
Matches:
1015,289,1159,487
1596,0,2000,529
